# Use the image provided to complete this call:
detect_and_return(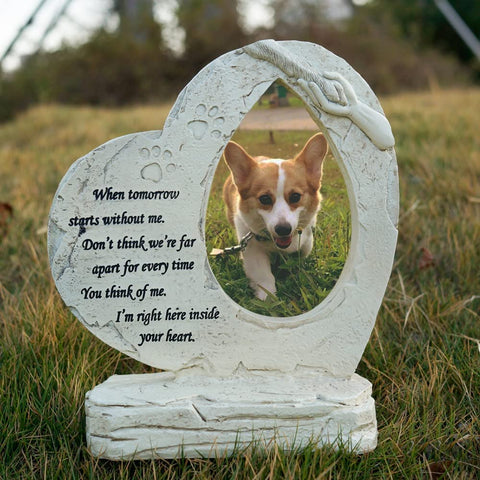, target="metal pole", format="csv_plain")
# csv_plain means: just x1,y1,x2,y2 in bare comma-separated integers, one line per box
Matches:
36,0,75,53
1,0,51,64
434,0,480,61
